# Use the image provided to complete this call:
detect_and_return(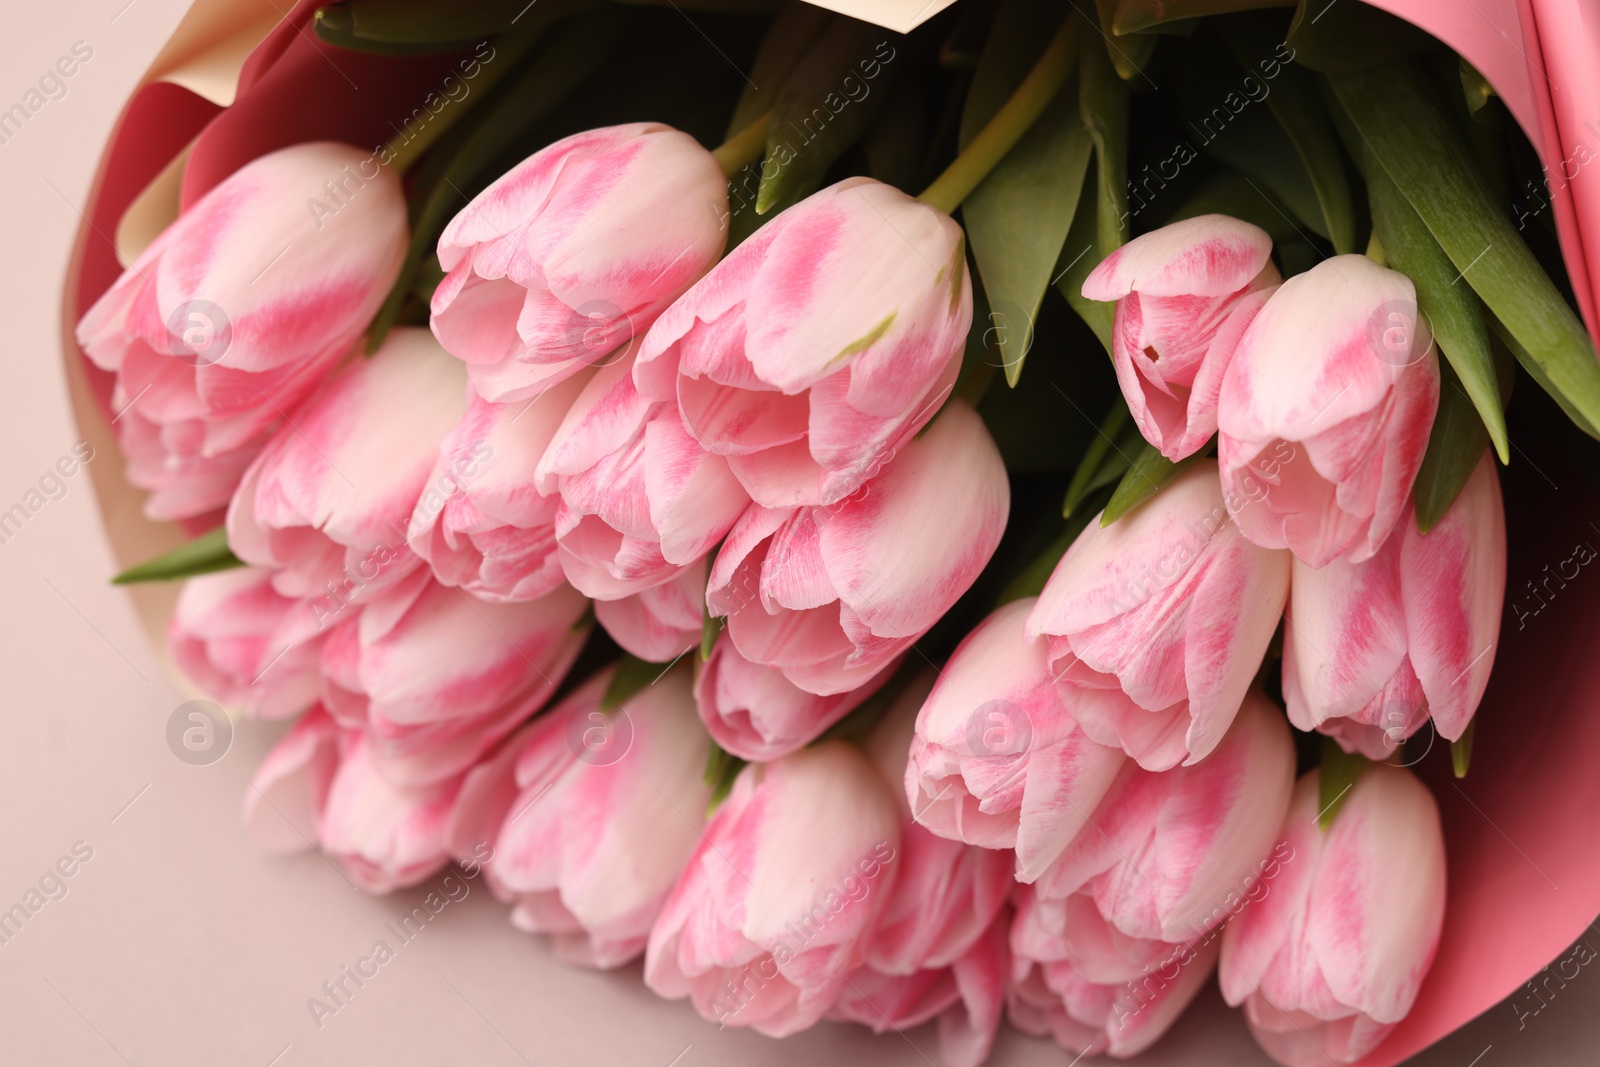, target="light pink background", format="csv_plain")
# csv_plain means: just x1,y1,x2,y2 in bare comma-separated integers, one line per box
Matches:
2,1,1596,1064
